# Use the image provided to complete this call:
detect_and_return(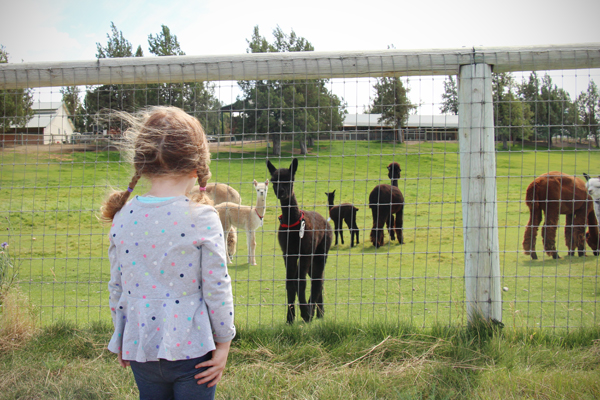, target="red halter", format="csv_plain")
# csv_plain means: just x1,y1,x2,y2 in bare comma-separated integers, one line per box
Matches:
278,211,304,228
